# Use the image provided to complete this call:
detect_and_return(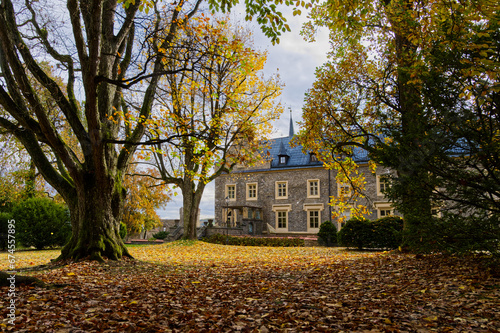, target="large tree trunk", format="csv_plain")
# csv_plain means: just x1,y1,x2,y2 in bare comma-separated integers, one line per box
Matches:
181,181,205,240
59,171,131,262
390,0,433,250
